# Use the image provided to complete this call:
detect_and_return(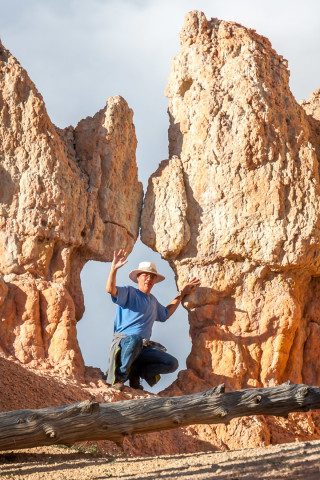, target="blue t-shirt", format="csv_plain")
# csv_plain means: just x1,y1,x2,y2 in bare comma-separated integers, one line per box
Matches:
112,286,169,340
